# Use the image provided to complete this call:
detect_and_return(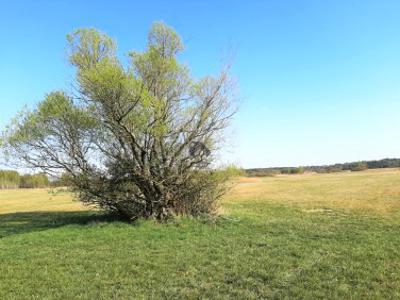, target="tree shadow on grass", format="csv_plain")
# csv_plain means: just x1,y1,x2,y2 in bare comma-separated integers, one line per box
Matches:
0,211,123,239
